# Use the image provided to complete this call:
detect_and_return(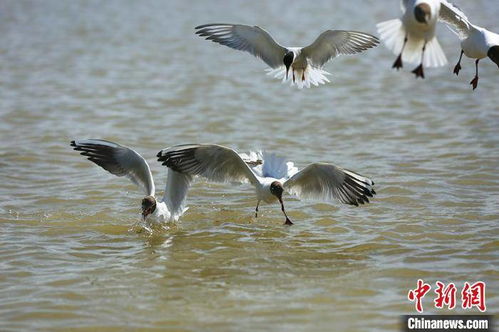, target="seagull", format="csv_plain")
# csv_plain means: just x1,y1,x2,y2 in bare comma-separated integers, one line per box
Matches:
377,0,447,78
157,144,376,225
439,0,499,90
194,23,379,89
70,139,192,226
